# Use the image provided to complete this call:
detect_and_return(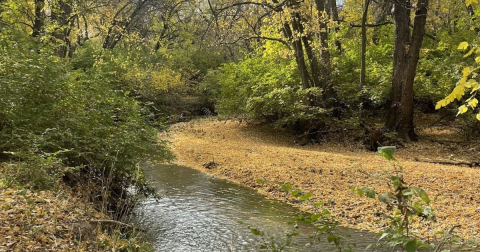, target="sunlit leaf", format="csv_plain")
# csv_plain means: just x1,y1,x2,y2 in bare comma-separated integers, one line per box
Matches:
458,42,469,50
457,105,468,115
378,146,396,160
